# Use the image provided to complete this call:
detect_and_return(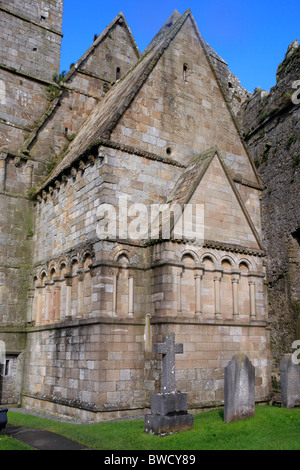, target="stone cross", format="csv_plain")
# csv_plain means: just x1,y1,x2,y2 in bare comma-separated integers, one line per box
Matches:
154,333,183,393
